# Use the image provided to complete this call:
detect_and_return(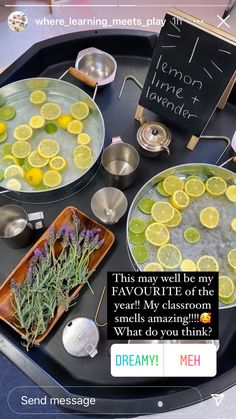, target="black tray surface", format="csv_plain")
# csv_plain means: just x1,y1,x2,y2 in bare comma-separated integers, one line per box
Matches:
0,30,235,415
